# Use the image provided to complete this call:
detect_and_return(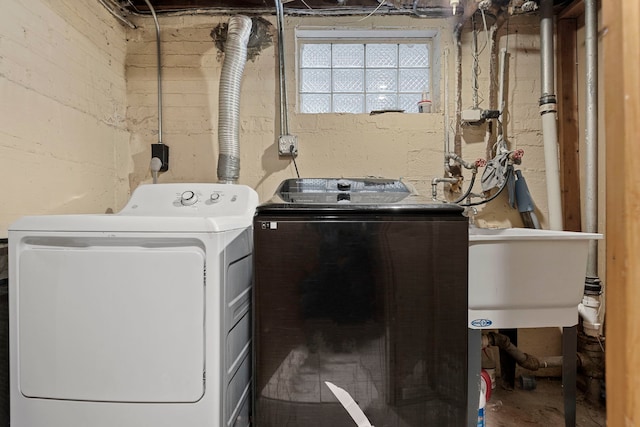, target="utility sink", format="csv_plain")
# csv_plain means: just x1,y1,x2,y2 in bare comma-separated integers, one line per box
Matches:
468,227,602,329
